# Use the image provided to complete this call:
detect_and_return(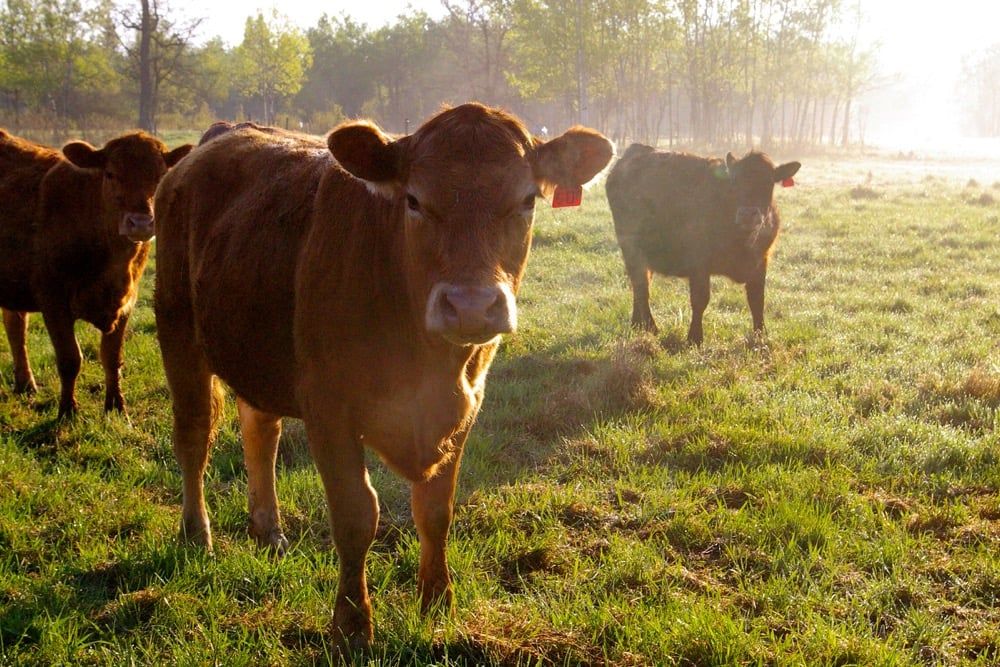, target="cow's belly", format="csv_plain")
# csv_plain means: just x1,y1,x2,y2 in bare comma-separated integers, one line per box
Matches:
191,229,302,418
